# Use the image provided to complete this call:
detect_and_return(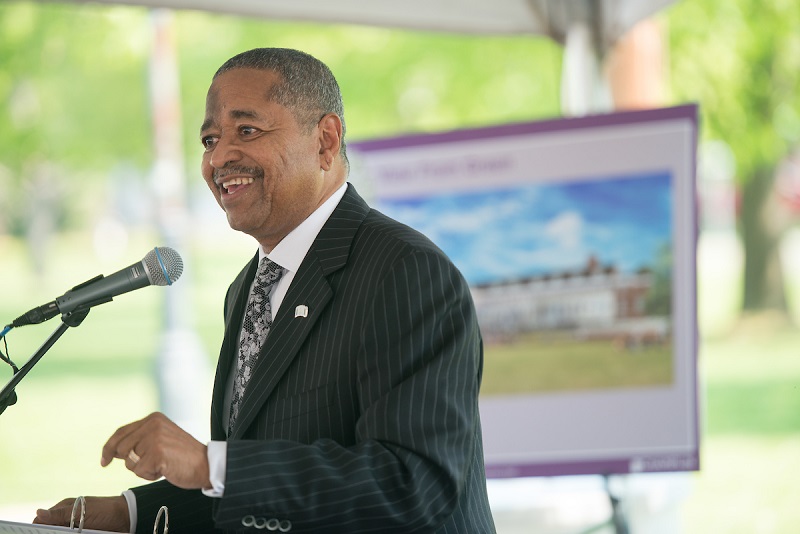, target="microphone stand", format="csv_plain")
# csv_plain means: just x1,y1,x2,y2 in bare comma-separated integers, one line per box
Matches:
0,309,90,416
